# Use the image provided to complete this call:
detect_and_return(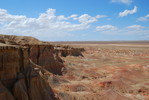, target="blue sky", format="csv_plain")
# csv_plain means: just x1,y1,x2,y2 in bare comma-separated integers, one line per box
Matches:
0,0,149,41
